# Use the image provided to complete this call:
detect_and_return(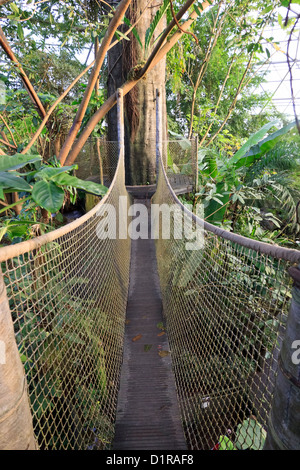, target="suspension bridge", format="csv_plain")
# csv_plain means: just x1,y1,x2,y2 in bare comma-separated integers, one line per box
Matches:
0,89,299,451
